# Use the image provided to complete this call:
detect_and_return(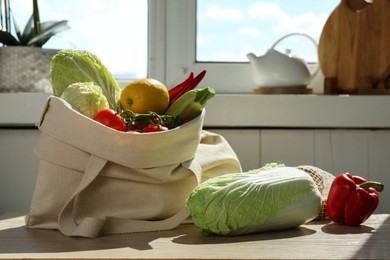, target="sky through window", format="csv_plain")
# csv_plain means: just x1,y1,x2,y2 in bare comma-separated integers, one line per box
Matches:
197,0,340,63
